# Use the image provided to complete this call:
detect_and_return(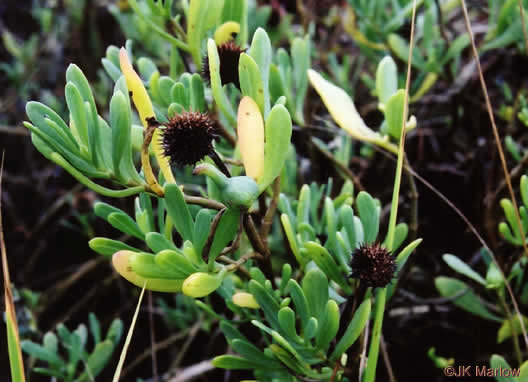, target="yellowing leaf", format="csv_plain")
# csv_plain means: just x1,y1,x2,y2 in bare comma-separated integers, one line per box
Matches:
308,69,397,153
308,70,378,141
119,48,155,126
232,292,260,309
1,158,26,382
214,21,240,44
118,48,176,184
112,251,183,292
237,97,265,181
